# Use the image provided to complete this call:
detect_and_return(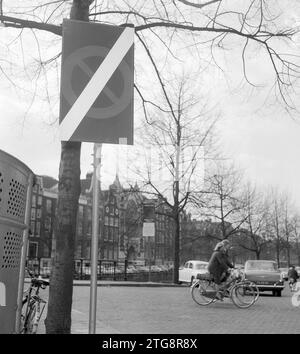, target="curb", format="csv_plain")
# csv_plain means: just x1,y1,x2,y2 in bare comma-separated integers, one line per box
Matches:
24,278,185,288
74,281,184,287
